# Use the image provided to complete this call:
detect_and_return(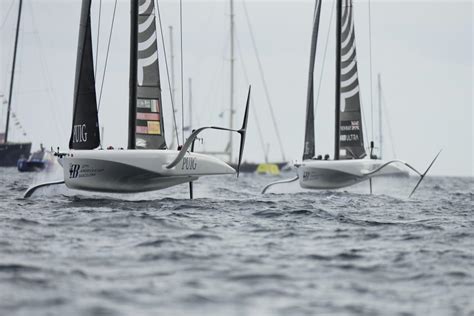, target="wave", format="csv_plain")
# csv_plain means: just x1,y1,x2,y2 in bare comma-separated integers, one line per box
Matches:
0,263,43,273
